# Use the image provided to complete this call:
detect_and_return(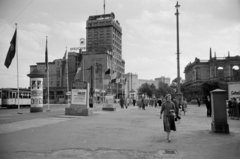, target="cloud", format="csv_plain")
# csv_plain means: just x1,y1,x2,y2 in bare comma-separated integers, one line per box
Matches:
53,21,86,40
